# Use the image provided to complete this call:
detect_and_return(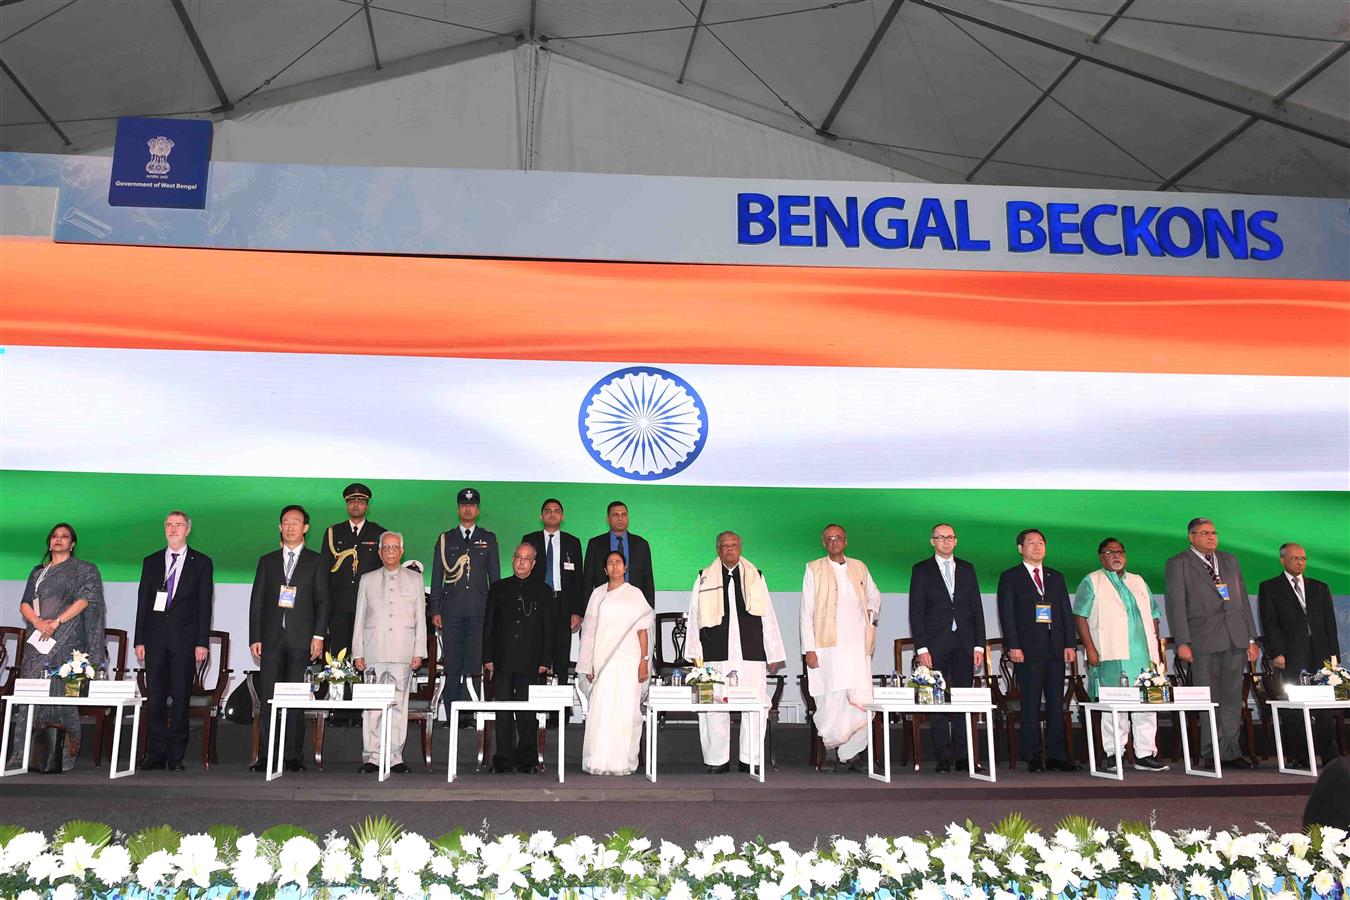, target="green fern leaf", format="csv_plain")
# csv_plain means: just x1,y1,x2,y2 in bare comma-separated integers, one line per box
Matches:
54,819,113,849
127,825,182,864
